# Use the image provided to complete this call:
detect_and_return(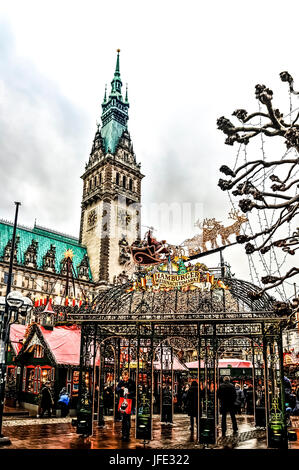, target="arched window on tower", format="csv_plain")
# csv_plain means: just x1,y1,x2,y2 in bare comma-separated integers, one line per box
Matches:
129,179,133,191
100,173,102,184
89,179,92,190
116,173,119,185
123,176,126,188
